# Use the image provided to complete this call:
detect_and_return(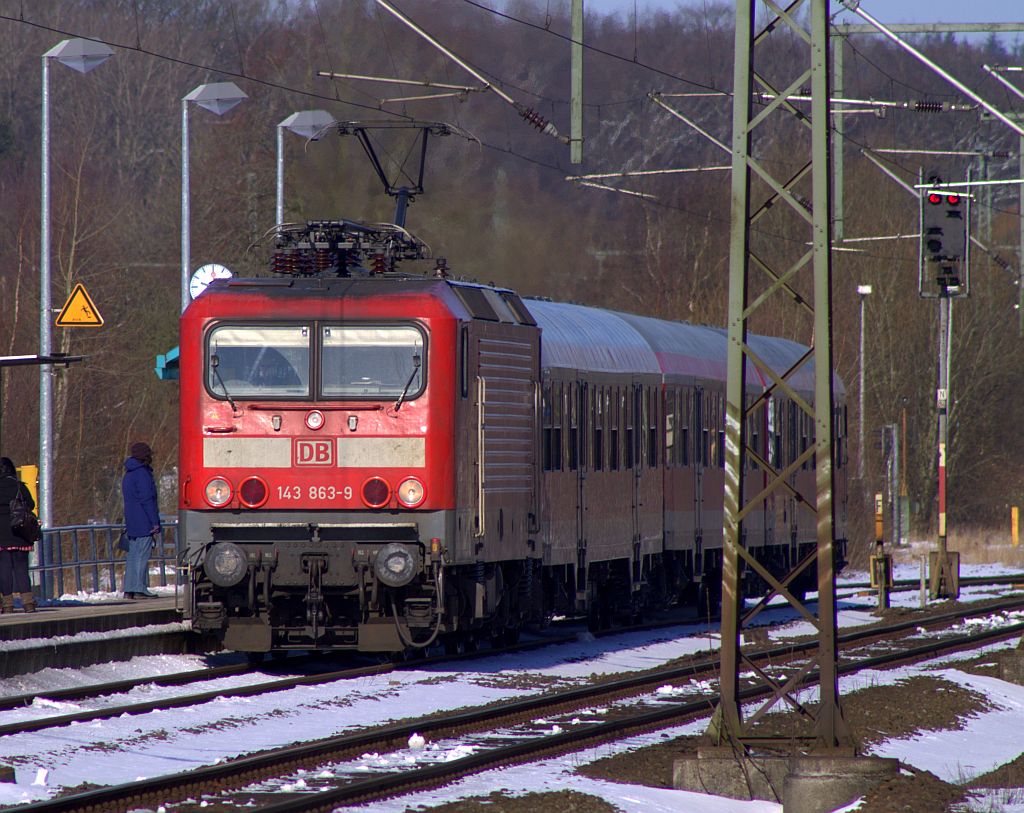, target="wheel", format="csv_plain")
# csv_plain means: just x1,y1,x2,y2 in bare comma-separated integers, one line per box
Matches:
443,635,466,656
